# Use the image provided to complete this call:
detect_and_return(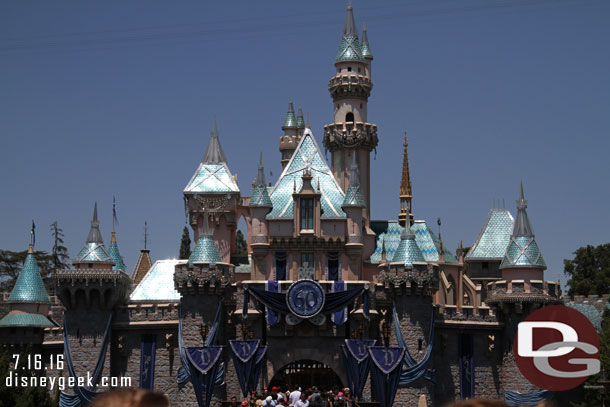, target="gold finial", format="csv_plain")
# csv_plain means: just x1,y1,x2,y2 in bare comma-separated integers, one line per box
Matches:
398,132,413,227
29,219,35,253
